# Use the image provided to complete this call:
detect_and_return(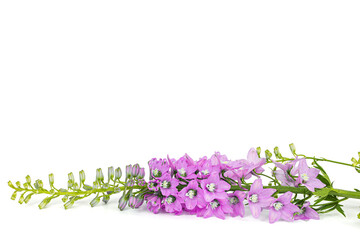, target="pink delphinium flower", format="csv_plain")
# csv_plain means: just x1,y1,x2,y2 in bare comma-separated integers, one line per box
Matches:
295,159,326,192
294,201,320,221
147,179,160,191
247,178,276,218
146,194,162,214
174,157,197,179
159,173,179,196
200,173,230,202
268,191,300,223
148,158,170,179
228,191,246,217
272,160,297,187
163,193,183,213
197,198,233,220
179,180,206,210
197,156,220,179
209,152,233,170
